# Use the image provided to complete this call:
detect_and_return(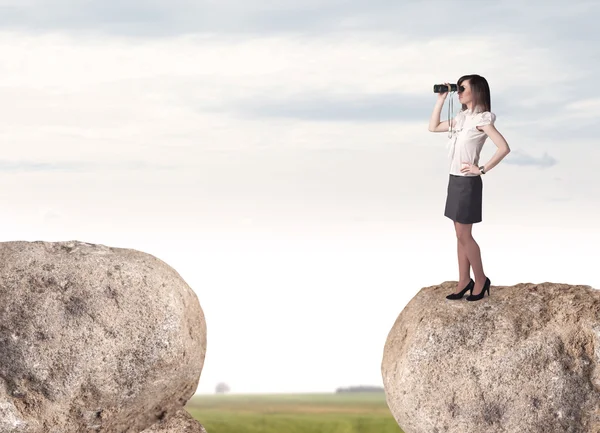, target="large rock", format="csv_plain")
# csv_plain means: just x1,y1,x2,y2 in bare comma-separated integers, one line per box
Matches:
0,241,207,433
381,281,600,433
142,409,207,433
